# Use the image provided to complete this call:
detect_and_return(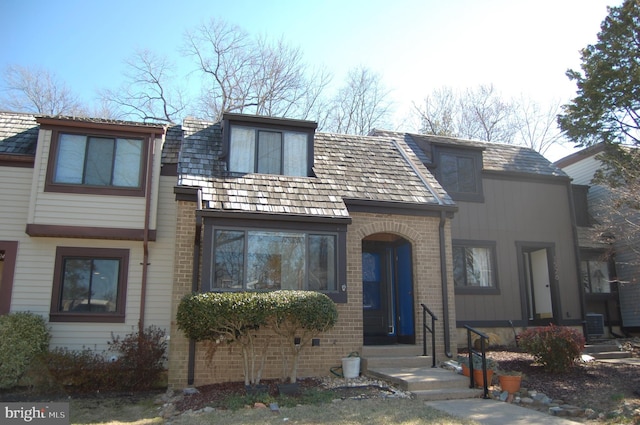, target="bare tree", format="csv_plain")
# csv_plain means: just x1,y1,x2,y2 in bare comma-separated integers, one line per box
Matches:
183,19,330,122
413,86,457,136
0,64,86,115
414,84,568,154
99,49,187,123
513,97,566,155
458,84,516,143
325,66,393,135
